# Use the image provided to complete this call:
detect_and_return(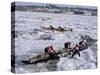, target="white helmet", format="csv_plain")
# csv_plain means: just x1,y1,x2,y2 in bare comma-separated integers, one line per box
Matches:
83,40,87,43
